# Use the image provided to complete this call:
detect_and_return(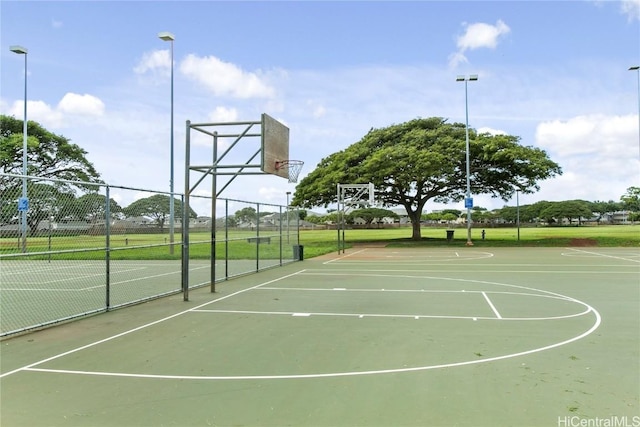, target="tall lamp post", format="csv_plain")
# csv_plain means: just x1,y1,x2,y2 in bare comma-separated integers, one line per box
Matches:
10,45,28,252
456,74,478,246
630,66,640,158
158,32,175,254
